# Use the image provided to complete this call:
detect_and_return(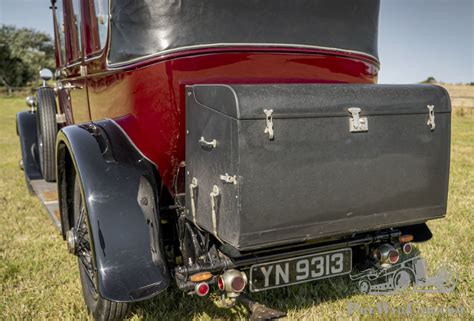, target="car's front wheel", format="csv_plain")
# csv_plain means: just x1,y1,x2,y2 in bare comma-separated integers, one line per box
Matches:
72,174,130,320
36,87,57,182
